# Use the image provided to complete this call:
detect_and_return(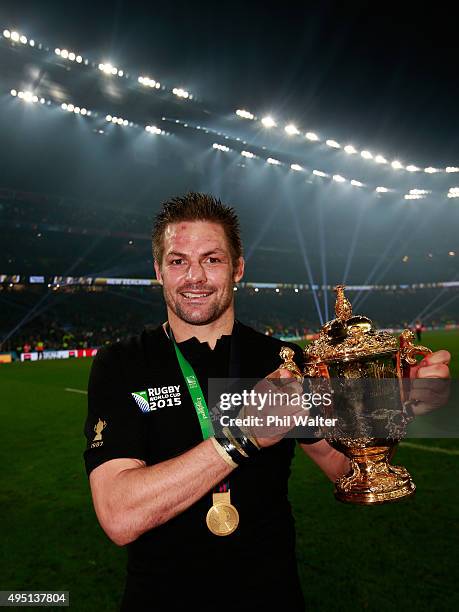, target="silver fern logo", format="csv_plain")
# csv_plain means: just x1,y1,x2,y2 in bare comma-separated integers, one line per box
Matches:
131,391,151,413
